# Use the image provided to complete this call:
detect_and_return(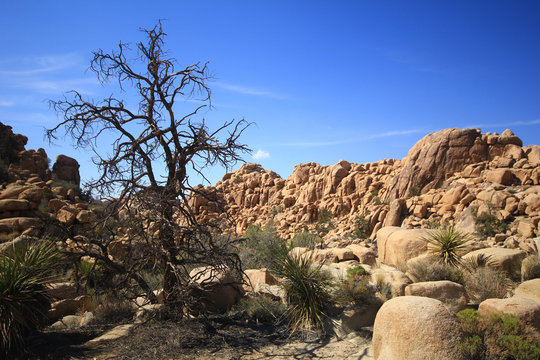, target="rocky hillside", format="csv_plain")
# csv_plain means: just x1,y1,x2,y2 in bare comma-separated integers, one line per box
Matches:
0,122,90,245
191,128,540,252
